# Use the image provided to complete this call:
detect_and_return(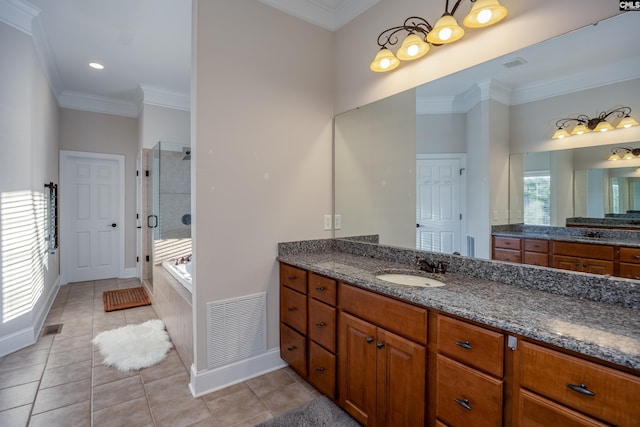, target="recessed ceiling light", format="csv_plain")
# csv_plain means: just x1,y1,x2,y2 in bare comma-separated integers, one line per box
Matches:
89,62,104,70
